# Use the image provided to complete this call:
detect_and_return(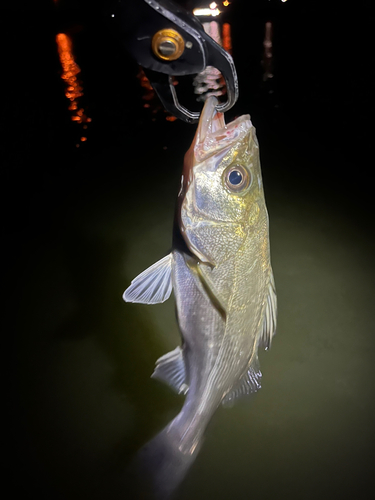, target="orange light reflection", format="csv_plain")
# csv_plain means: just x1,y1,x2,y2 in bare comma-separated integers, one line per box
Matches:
222,23,232,54
137,68,176,122
56,33,91,142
